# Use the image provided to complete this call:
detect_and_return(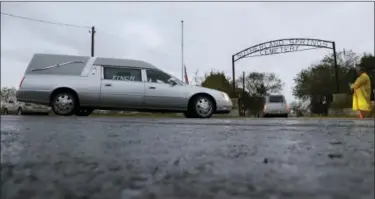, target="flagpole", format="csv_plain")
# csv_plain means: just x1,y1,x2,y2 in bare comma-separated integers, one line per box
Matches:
181,20,184,81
